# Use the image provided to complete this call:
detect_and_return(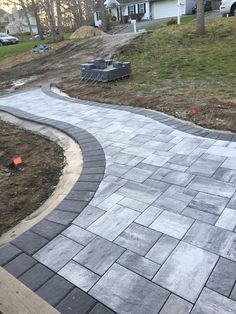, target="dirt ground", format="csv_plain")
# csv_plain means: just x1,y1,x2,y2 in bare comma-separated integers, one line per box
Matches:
0,120,64,236
0,33,139,95
58,81,236,133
